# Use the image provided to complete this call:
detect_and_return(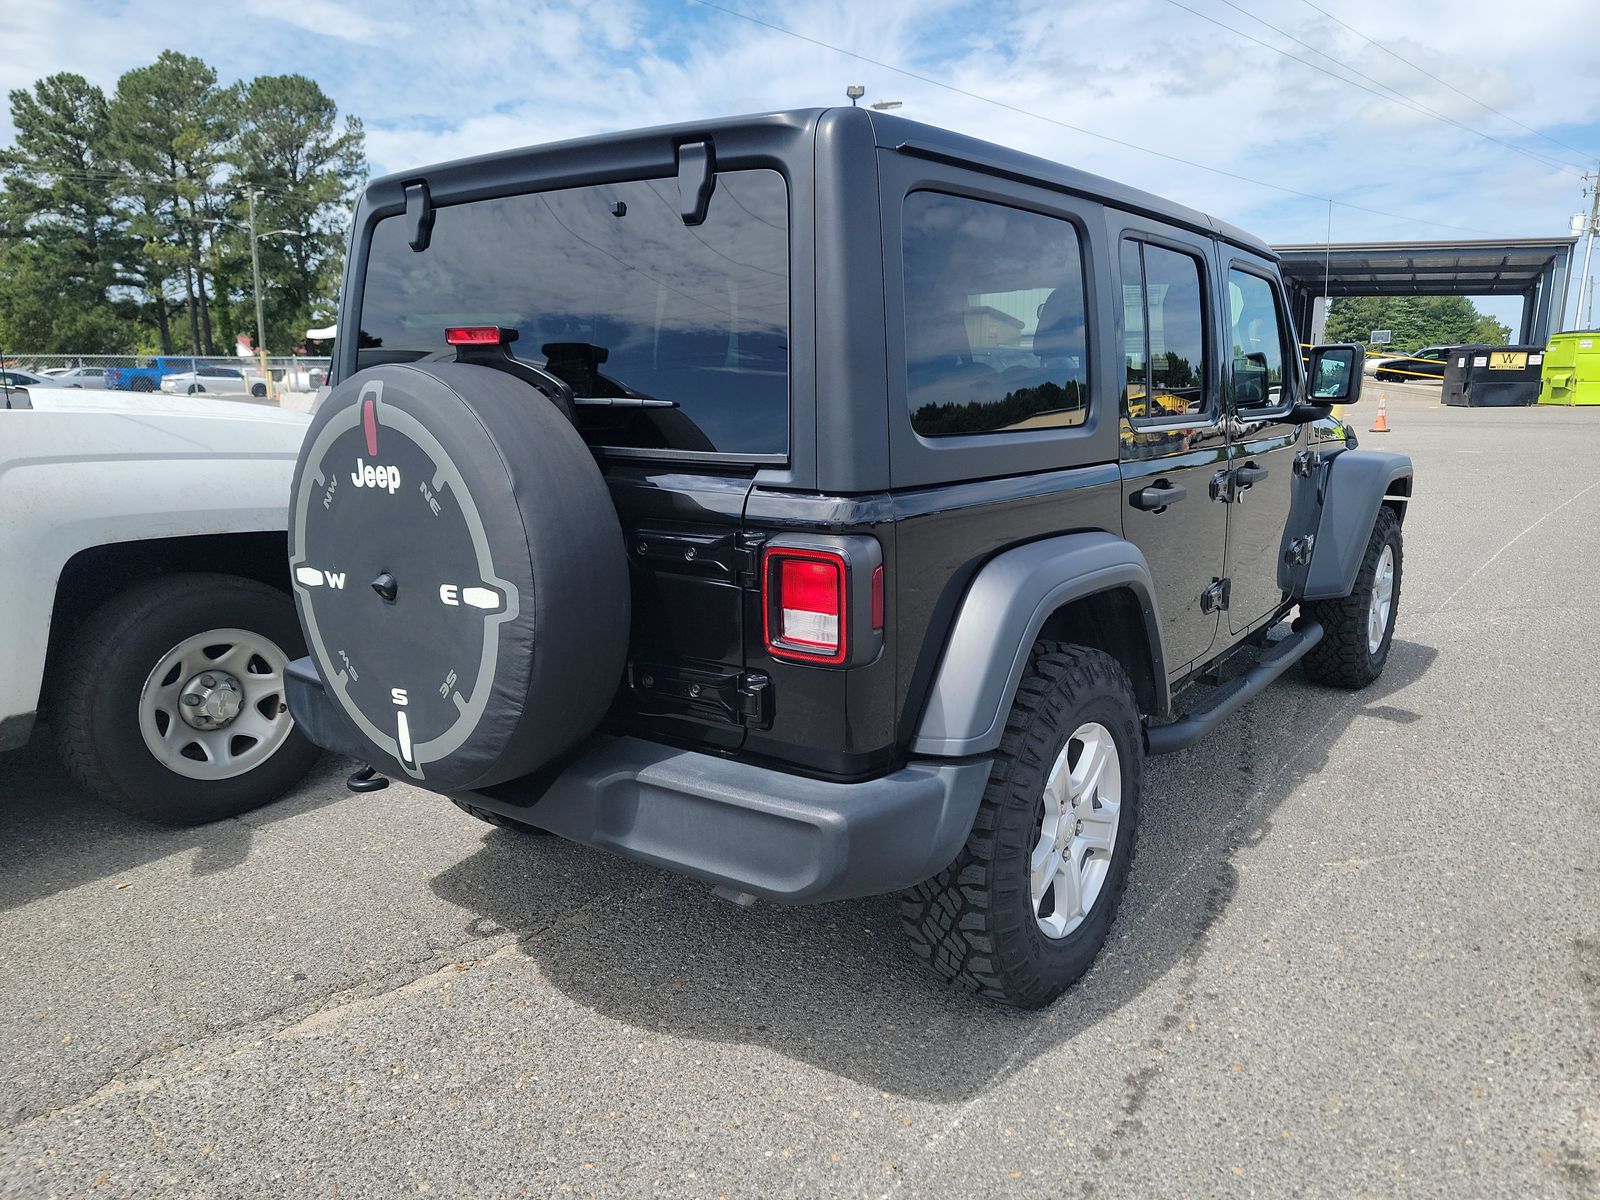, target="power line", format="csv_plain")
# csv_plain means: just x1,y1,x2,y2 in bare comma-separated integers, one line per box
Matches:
1215,0,1590,173
689,0,1495,237
1298,0,1599,165
1163,0,1585,177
